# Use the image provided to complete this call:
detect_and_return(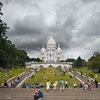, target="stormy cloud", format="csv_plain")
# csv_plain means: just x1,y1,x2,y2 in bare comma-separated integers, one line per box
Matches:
1,0,100,60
